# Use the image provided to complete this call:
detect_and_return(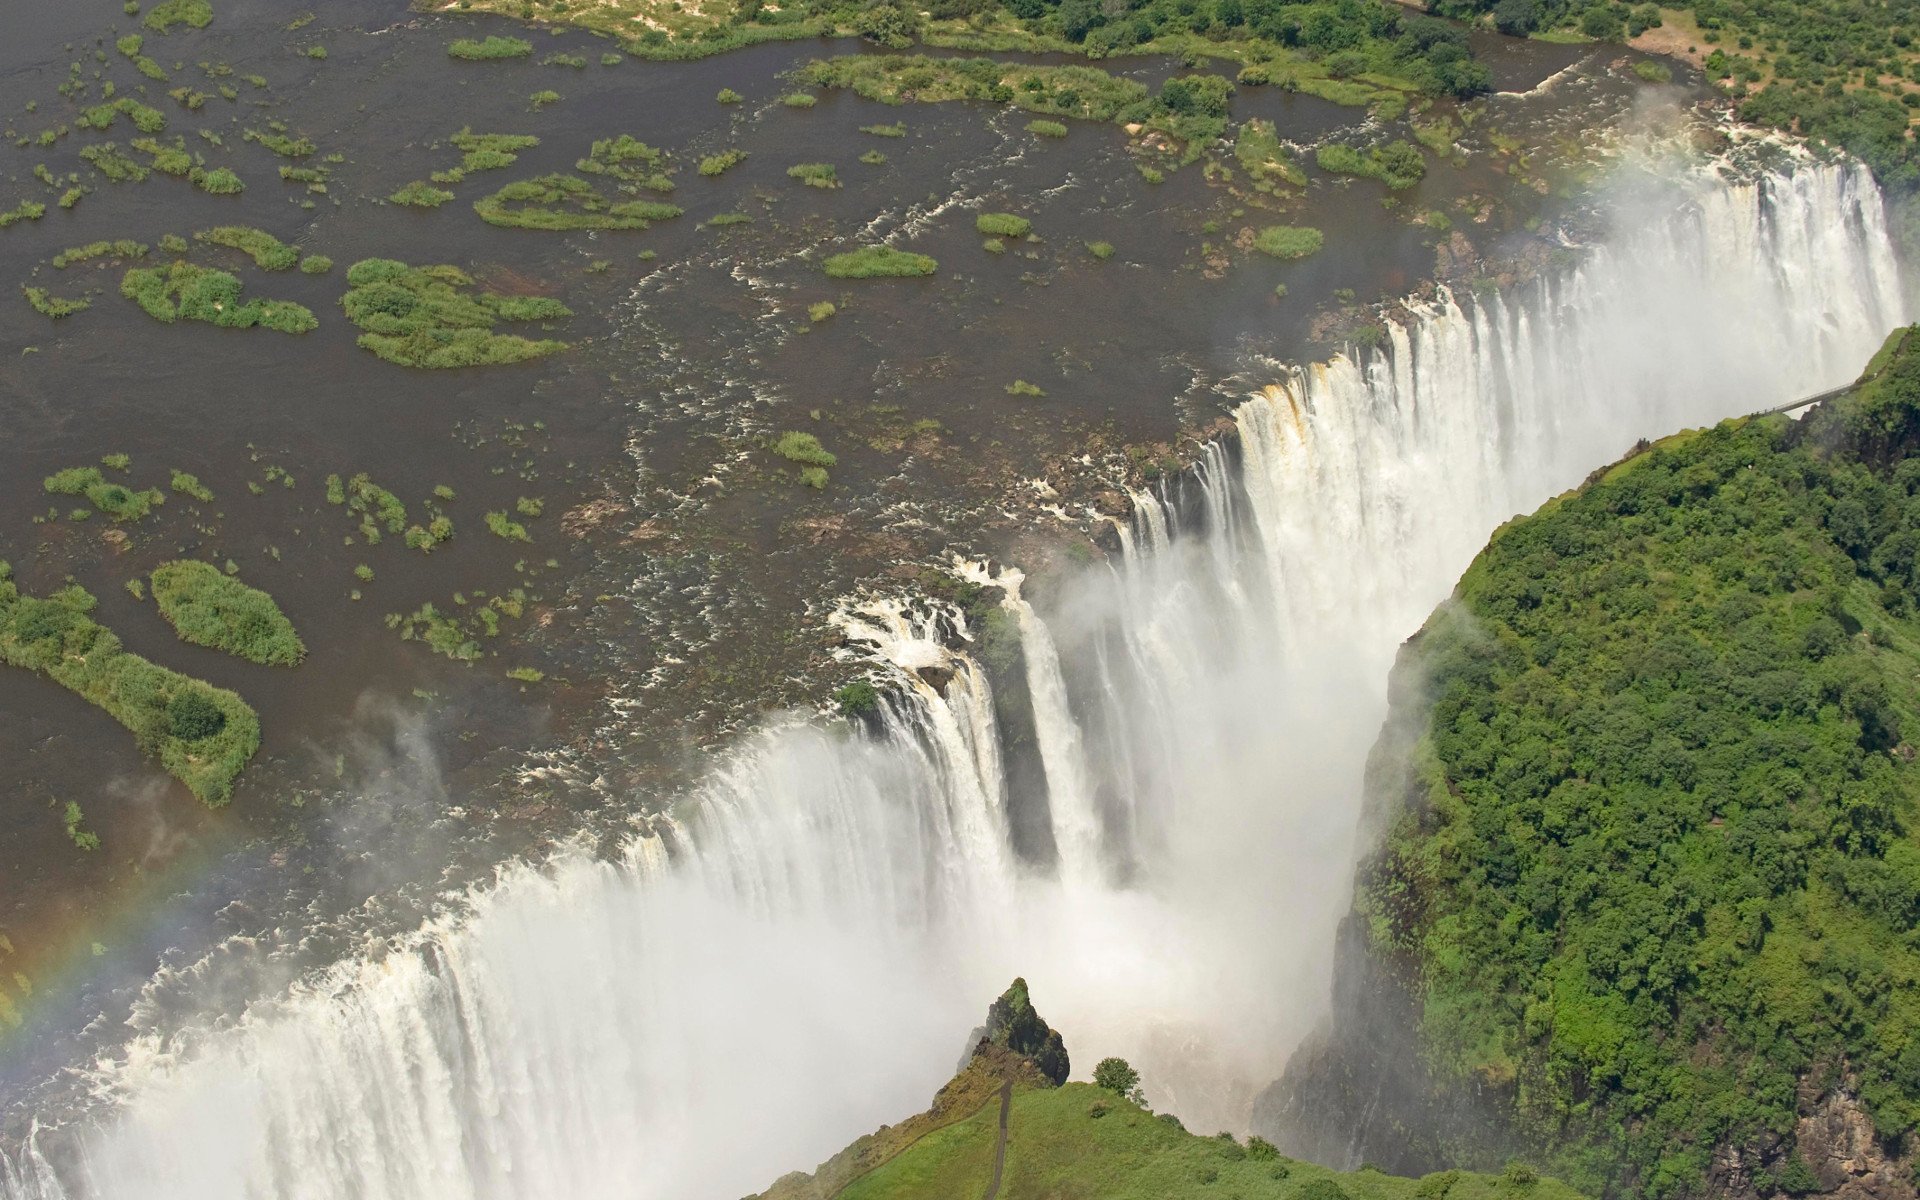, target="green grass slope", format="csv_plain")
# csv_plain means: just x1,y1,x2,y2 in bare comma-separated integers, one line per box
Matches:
1349,328,1920,1197
845,1080,1583,1200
